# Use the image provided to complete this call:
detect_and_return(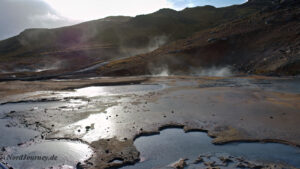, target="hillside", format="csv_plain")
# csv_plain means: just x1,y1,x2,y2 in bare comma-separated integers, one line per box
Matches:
0,1,269,75
94,0,300,76
0,0,299,80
